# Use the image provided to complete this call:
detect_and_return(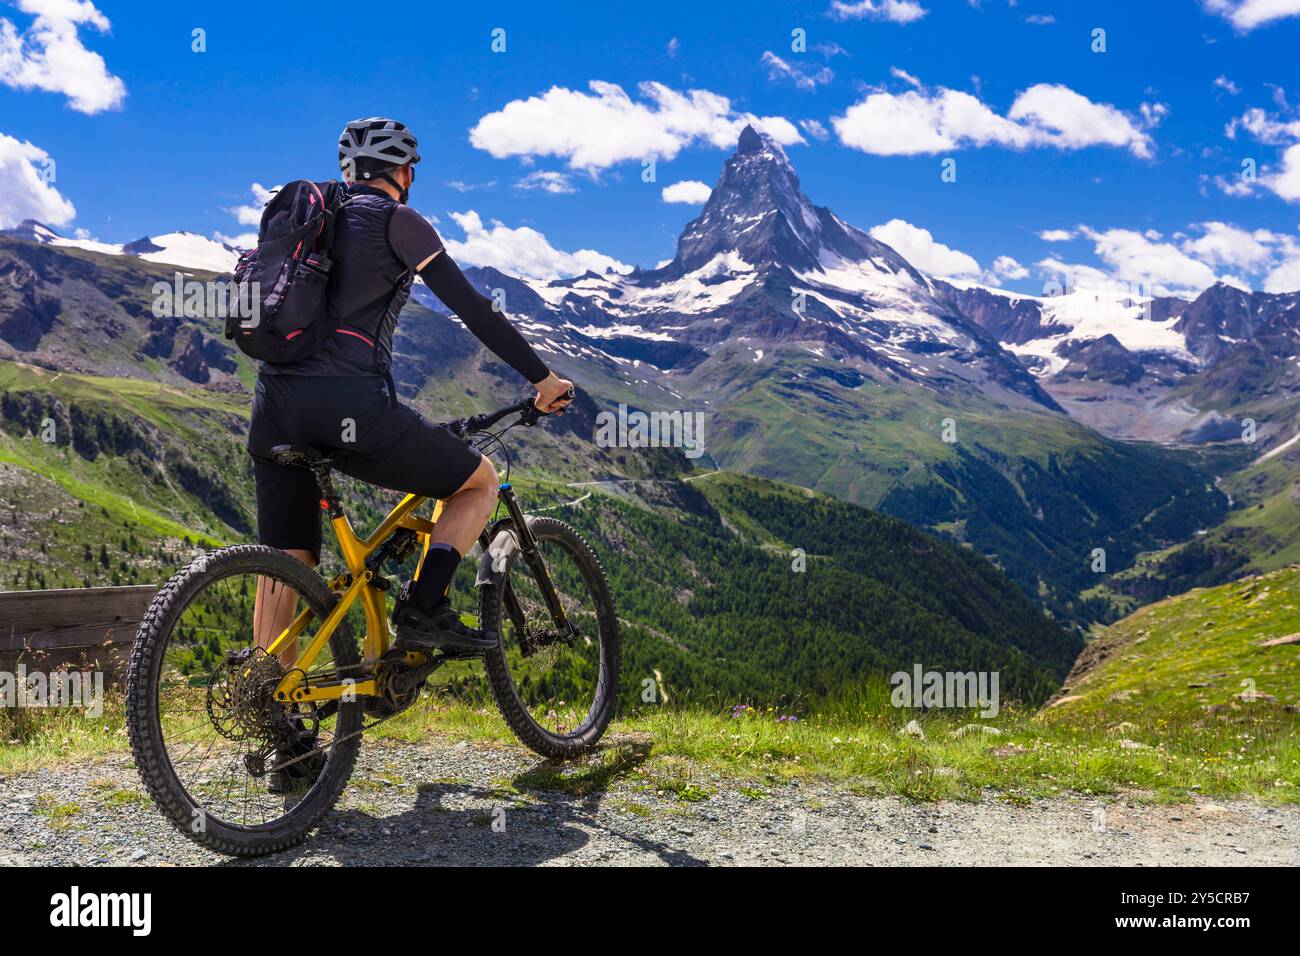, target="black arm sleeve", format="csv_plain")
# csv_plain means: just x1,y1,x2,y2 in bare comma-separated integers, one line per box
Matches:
418,252,550,384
